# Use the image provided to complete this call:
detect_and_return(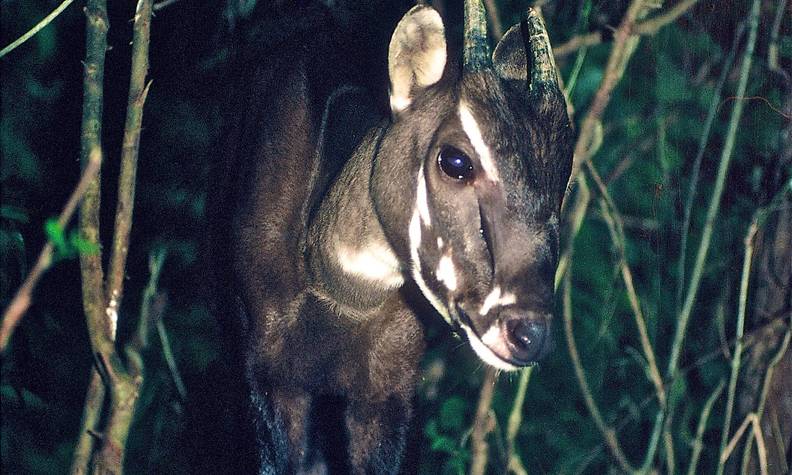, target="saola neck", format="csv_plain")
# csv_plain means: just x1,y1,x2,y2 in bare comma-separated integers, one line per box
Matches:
306,127,405,314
